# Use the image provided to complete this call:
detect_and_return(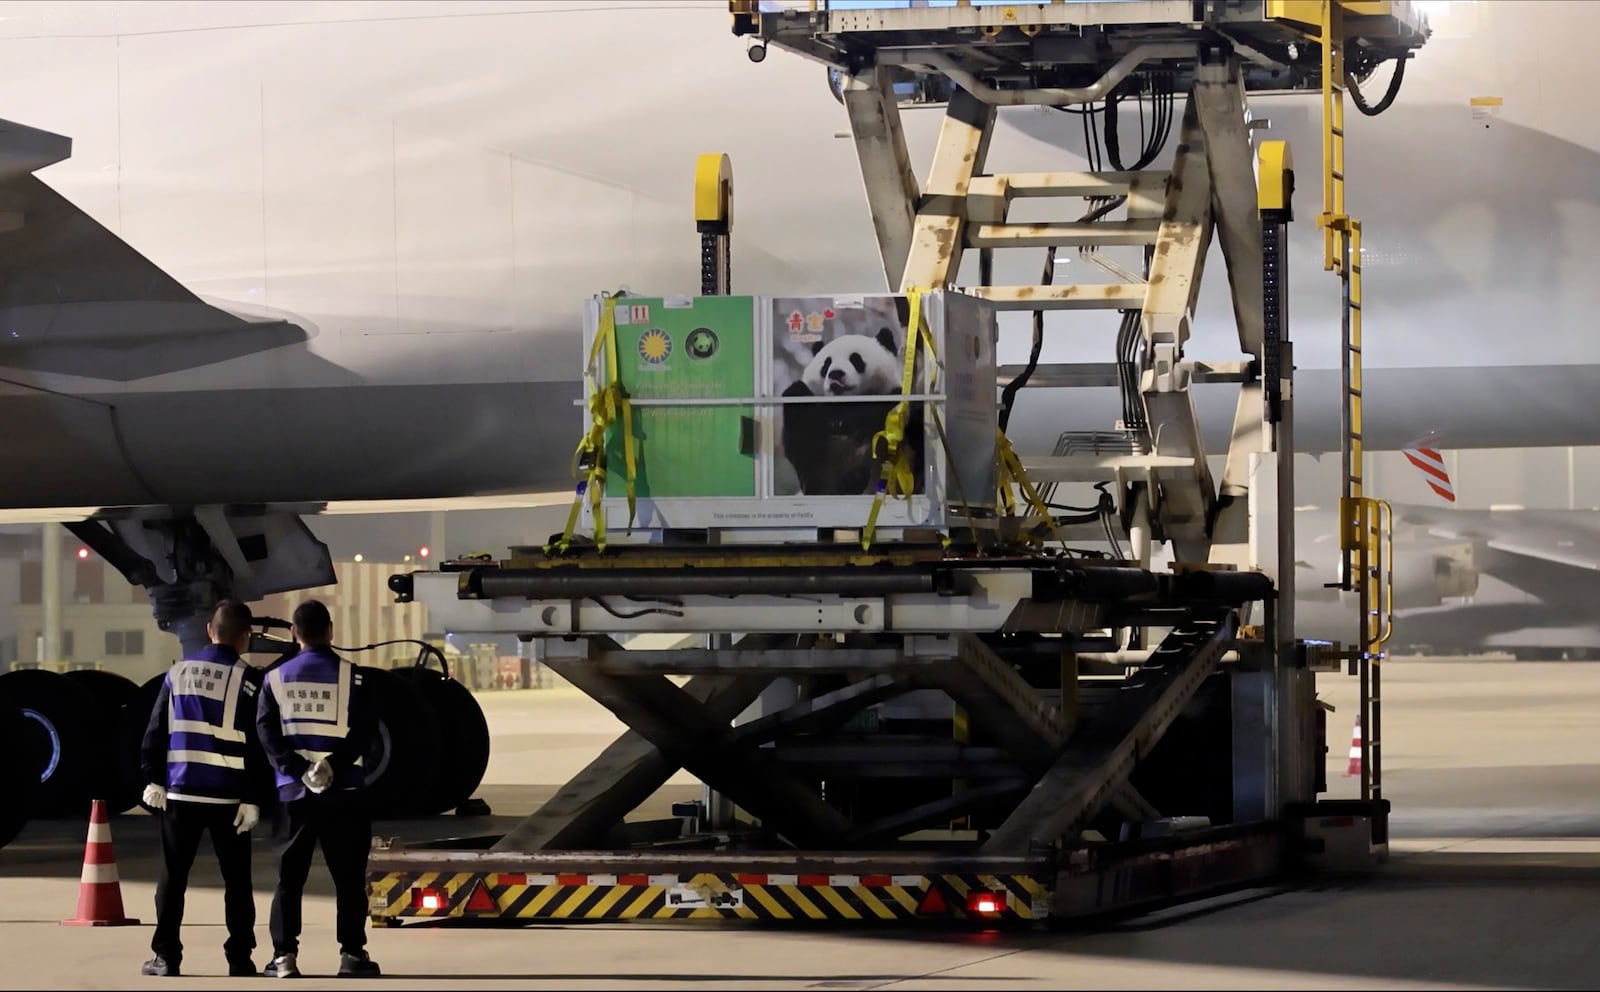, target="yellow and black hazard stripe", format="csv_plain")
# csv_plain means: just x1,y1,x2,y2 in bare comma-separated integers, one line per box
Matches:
936,872,1050,920
369,870,1051,924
